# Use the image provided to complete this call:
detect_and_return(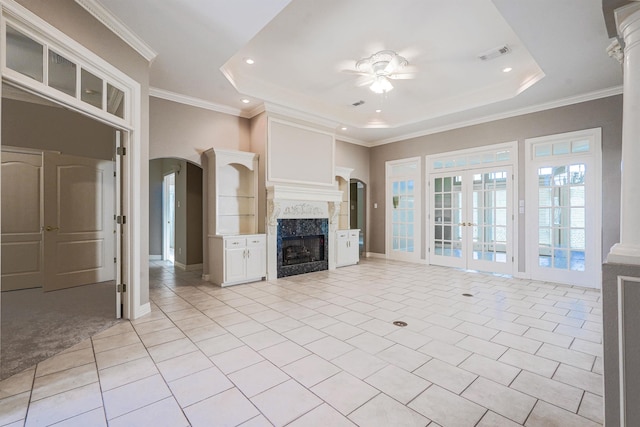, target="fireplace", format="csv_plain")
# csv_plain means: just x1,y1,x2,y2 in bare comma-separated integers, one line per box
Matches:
277,218,328,277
